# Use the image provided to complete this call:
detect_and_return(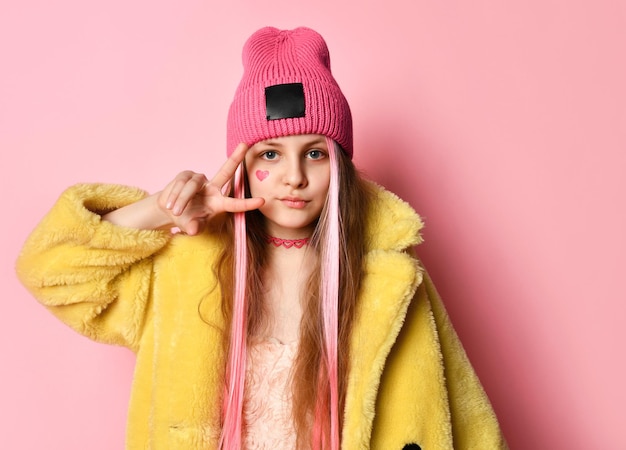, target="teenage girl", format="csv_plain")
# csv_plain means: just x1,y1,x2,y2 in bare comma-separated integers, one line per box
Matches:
16,27,507,449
